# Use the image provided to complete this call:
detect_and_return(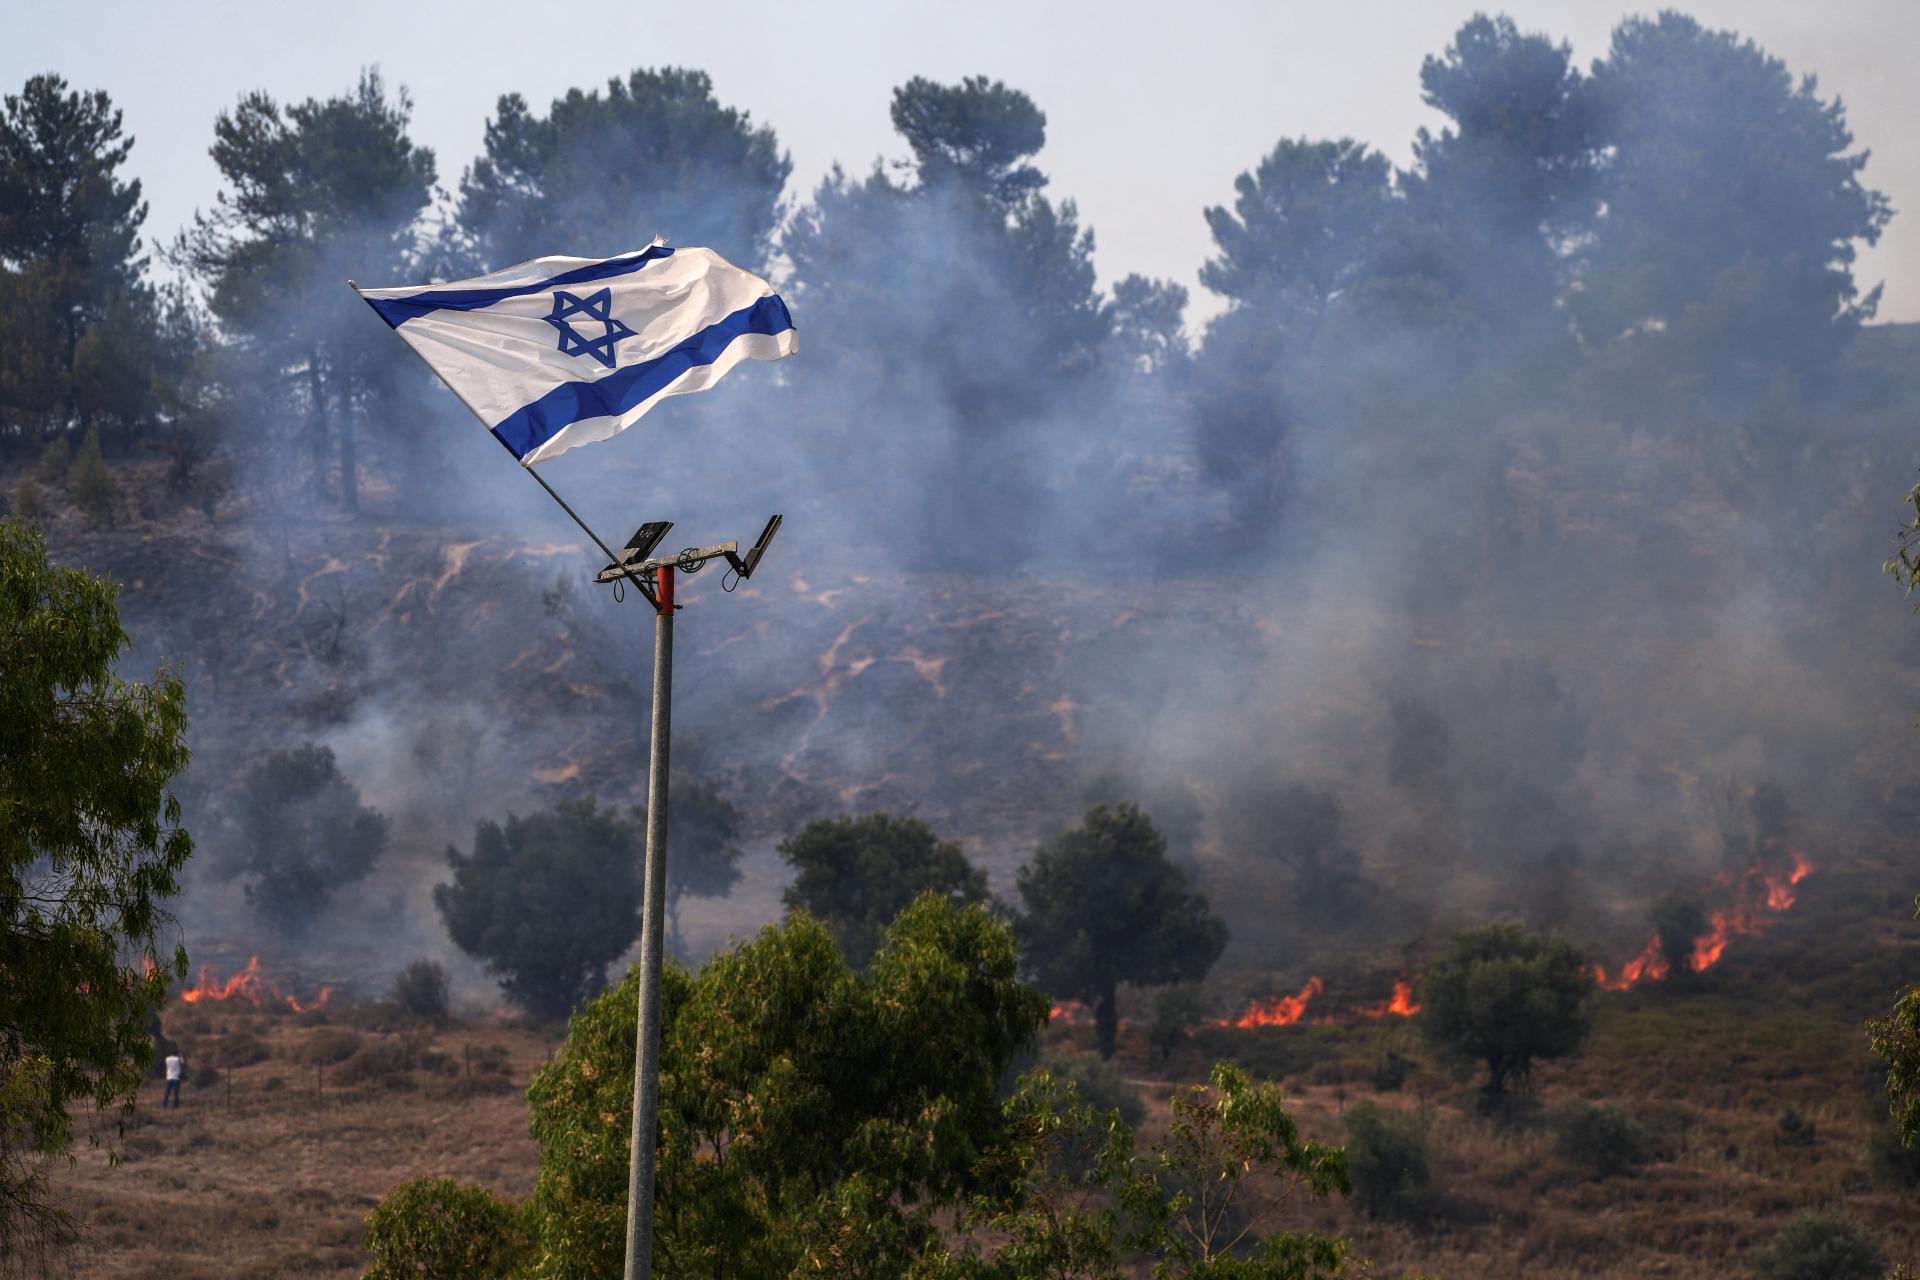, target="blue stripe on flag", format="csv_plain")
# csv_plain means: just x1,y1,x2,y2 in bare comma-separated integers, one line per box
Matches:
490,294,793,461
364,246,677,328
